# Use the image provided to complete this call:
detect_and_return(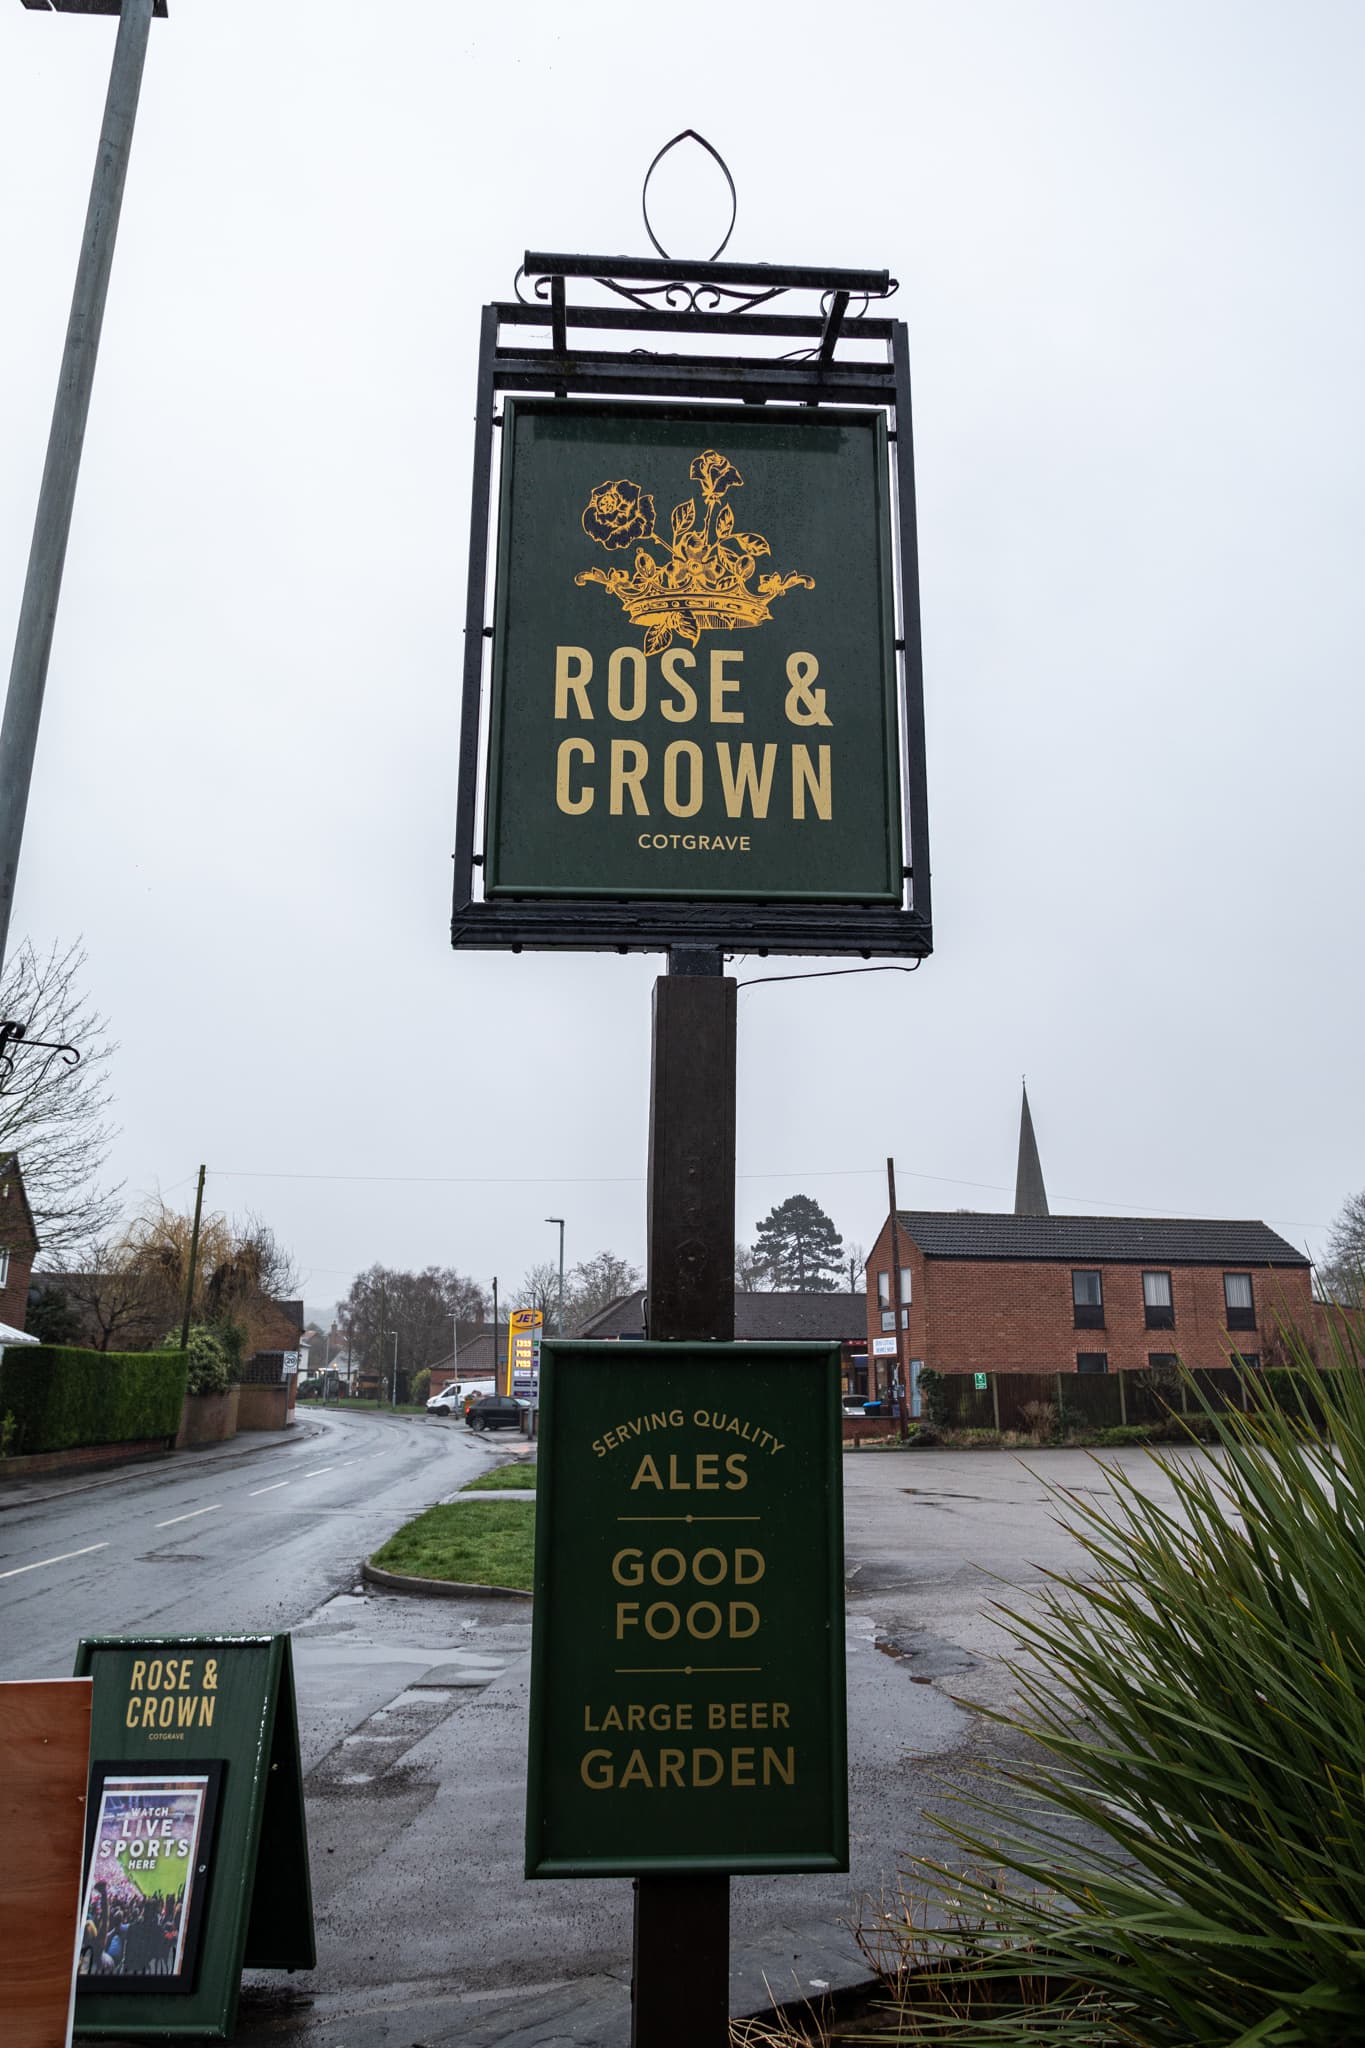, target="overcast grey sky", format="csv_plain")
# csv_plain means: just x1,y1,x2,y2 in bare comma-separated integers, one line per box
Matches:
1,1,1361,1314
